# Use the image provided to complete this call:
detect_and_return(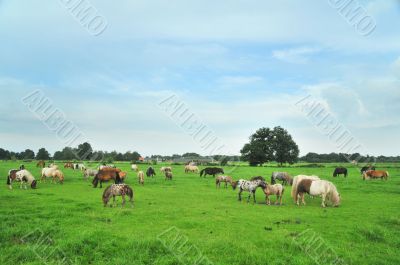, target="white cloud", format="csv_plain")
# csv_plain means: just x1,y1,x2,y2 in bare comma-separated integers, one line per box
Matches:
272,46,321,64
